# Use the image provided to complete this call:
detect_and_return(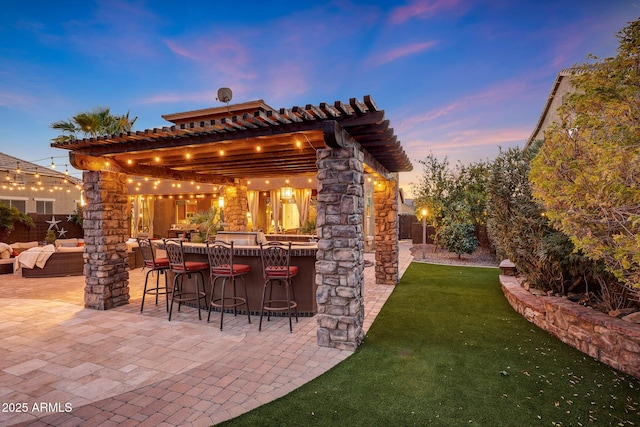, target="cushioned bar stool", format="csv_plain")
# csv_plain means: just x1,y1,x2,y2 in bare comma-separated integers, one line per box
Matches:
206,240,251,330
137,238,170,313
259,241,299,332
164,239,209,321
